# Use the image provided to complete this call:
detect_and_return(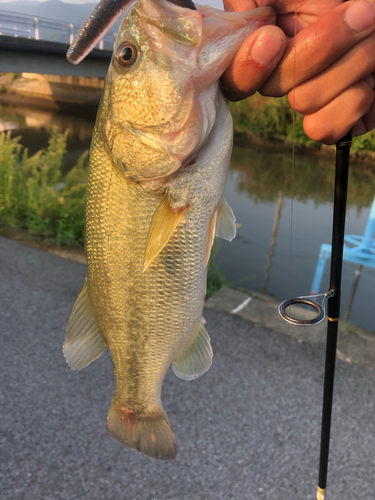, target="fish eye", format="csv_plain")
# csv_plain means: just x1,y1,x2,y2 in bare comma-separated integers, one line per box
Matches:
115,42,138,69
